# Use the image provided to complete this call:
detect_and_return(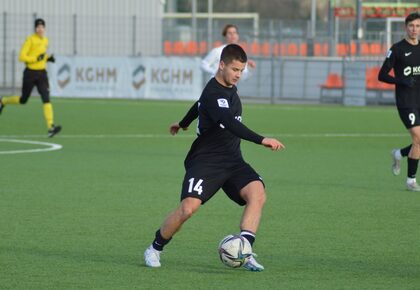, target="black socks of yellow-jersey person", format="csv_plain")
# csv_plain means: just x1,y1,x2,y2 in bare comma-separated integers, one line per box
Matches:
152,230,172,251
